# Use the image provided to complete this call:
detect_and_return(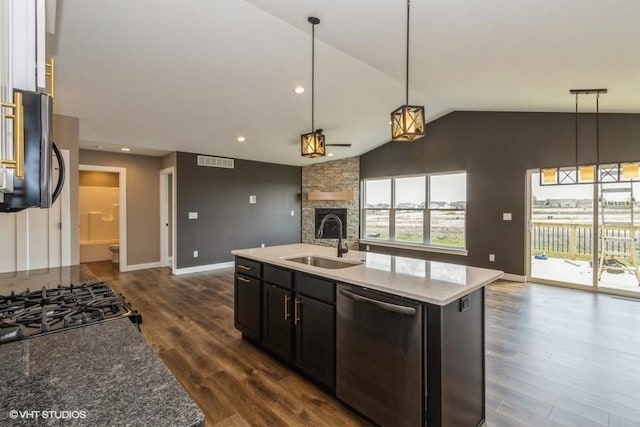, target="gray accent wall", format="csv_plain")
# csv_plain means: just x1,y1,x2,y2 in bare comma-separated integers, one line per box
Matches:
360,111,640,275
176,152,301,268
